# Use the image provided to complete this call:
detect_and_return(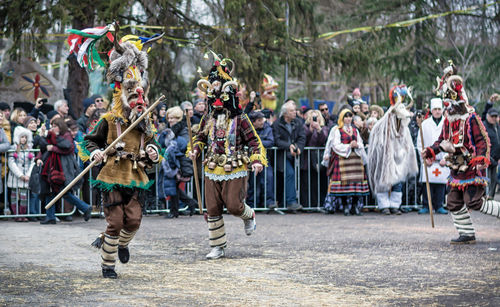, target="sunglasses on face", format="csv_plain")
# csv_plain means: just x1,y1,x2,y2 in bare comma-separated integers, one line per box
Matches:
320,108,328,111
95,99,104,102
344,113,353,118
